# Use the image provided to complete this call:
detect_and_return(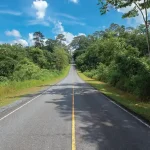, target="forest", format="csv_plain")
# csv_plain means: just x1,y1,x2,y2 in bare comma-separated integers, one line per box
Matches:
0,32,70,106
0,32,70,83
73,0,150,102
73,23,150,101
